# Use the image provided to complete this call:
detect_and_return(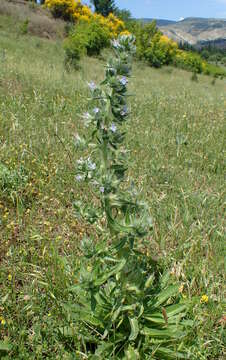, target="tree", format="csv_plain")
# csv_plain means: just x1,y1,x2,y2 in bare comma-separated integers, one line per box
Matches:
114,8,132,23
91,0,116,17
